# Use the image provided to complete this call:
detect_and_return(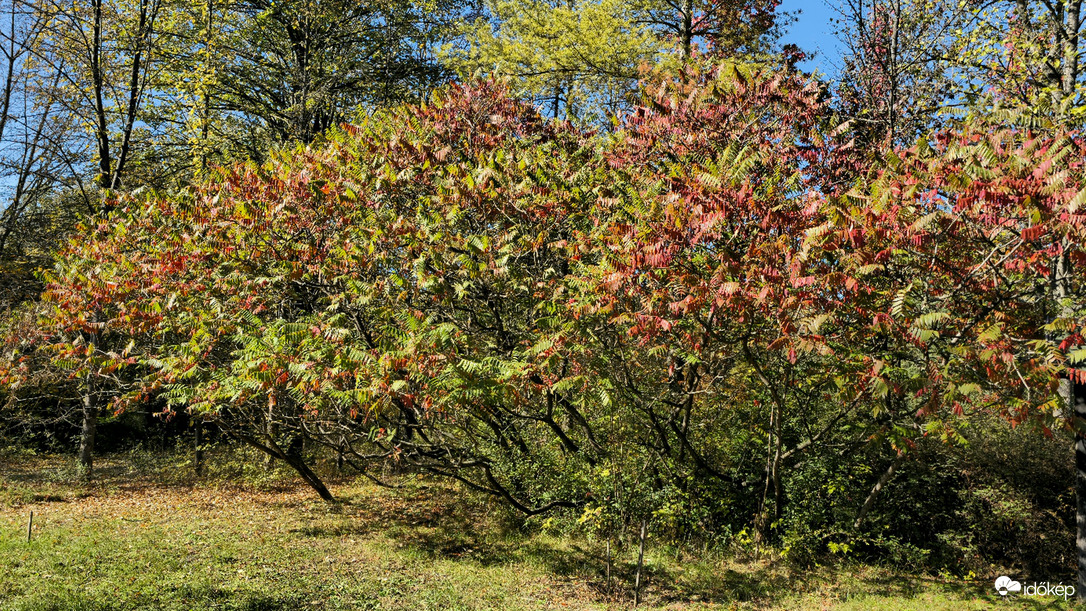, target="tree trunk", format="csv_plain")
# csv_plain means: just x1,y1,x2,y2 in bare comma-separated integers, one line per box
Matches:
199,0,213,172
742,341,787,543
110,0,152,190
265,391,278,467
1061,1,1081,99
91,0,112,192
194,418,204,477
79,372,97,479
853,453,905,530
231,429,335,502
1074,378,1086,601
605,535,612,595
753,388,784,543
634,518,647,606
681,0,693,61
281,450,334,501
1053,3,1082,596
1054,244,1085,601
